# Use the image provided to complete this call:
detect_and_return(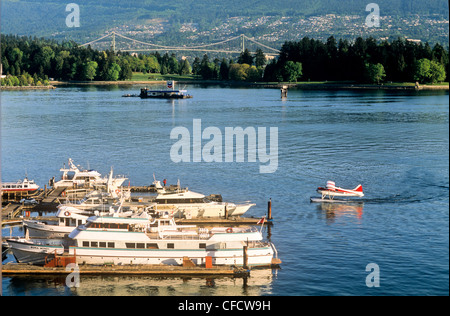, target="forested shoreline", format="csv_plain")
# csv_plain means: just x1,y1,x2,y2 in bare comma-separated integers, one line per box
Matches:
1,34,448,87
